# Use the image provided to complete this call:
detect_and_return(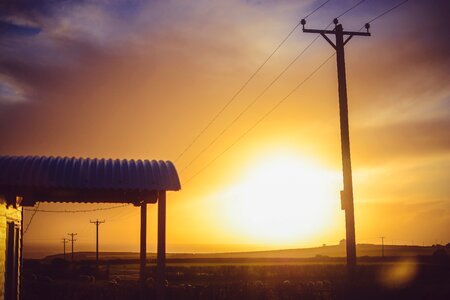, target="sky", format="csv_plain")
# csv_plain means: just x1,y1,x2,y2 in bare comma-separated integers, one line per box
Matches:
0,0,449,258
